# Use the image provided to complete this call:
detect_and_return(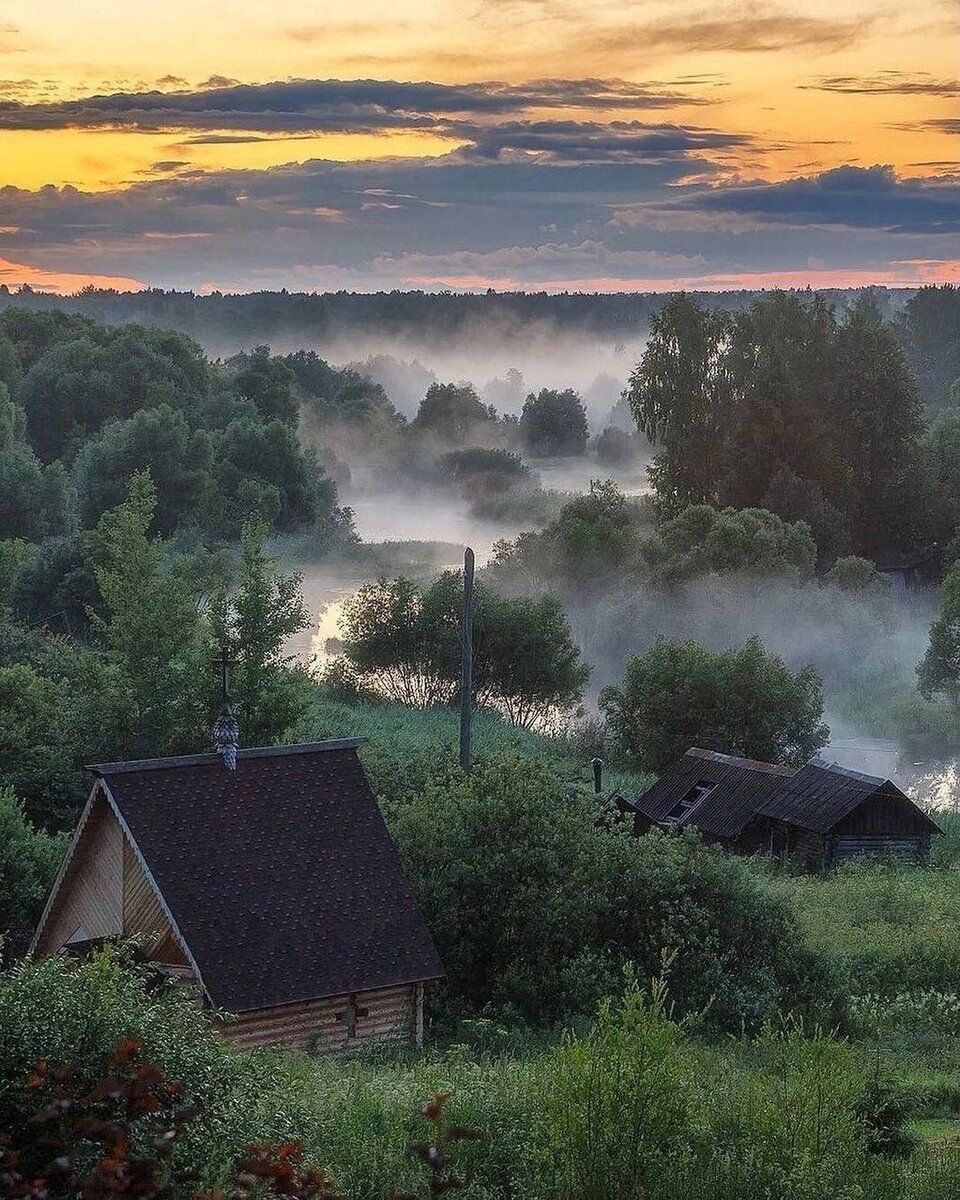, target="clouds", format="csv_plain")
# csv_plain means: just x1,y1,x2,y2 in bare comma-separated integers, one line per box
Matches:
583,6,867,61
666,165,960,234
0,75,712,137
0,151,956,294
805,71,958,96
